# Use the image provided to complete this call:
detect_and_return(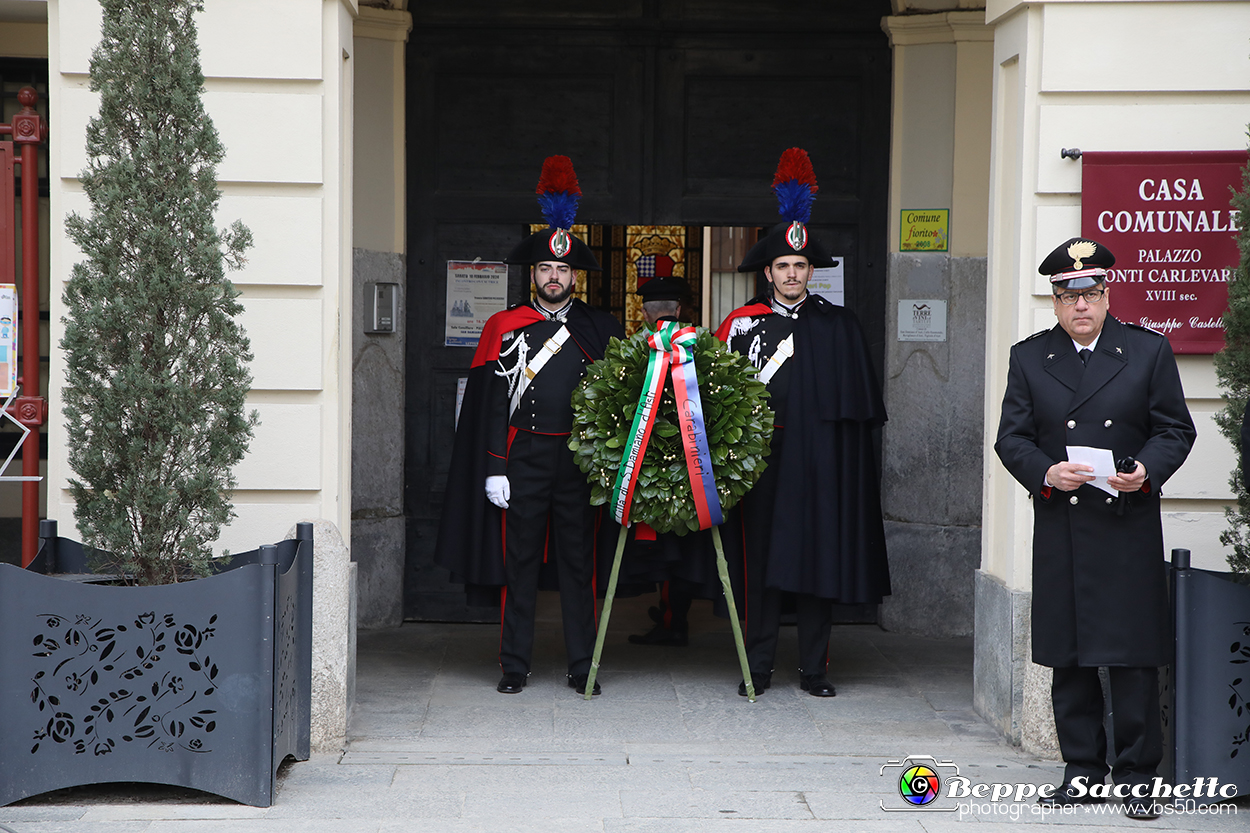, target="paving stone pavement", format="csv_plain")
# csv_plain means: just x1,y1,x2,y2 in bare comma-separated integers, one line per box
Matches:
1,594,1245,832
